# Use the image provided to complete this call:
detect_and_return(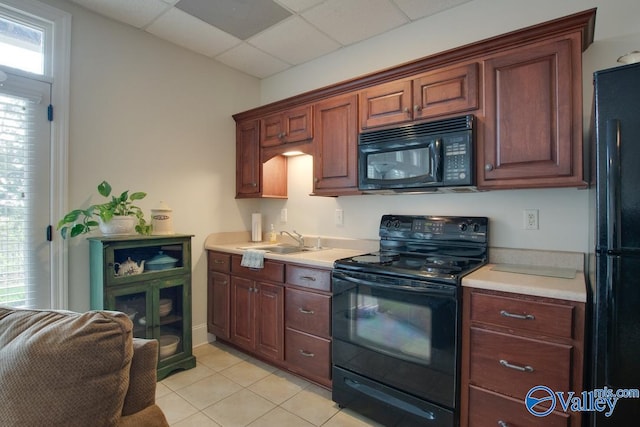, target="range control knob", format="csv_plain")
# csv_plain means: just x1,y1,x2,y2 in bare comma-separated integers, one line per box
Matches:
472,223,481,232
459,223,468,232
